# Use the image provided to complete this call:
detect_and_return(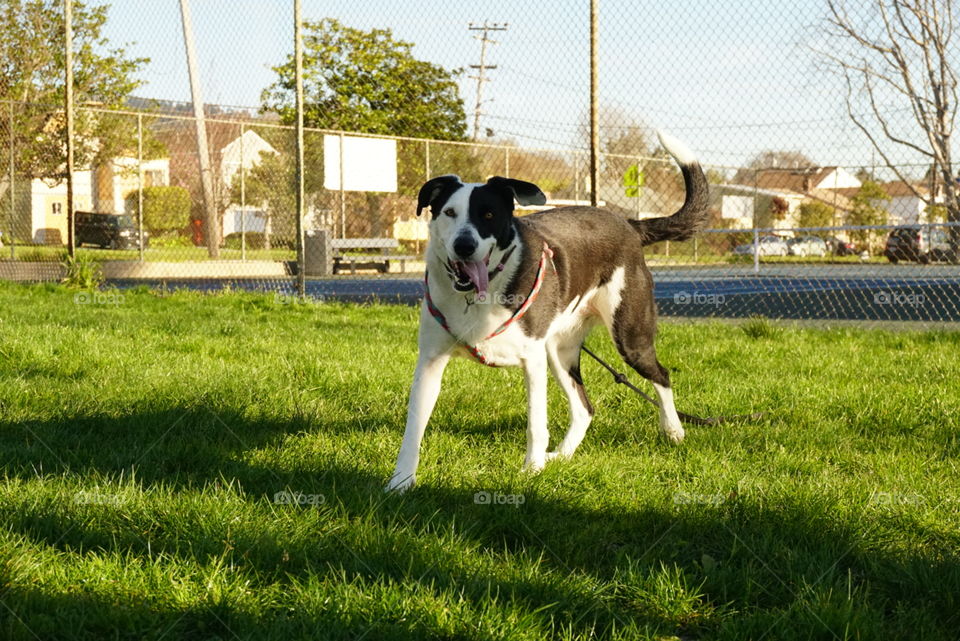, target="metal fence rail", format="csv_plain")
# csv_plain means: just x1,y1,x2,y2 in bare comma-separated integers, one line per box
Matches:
2,1,960,326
